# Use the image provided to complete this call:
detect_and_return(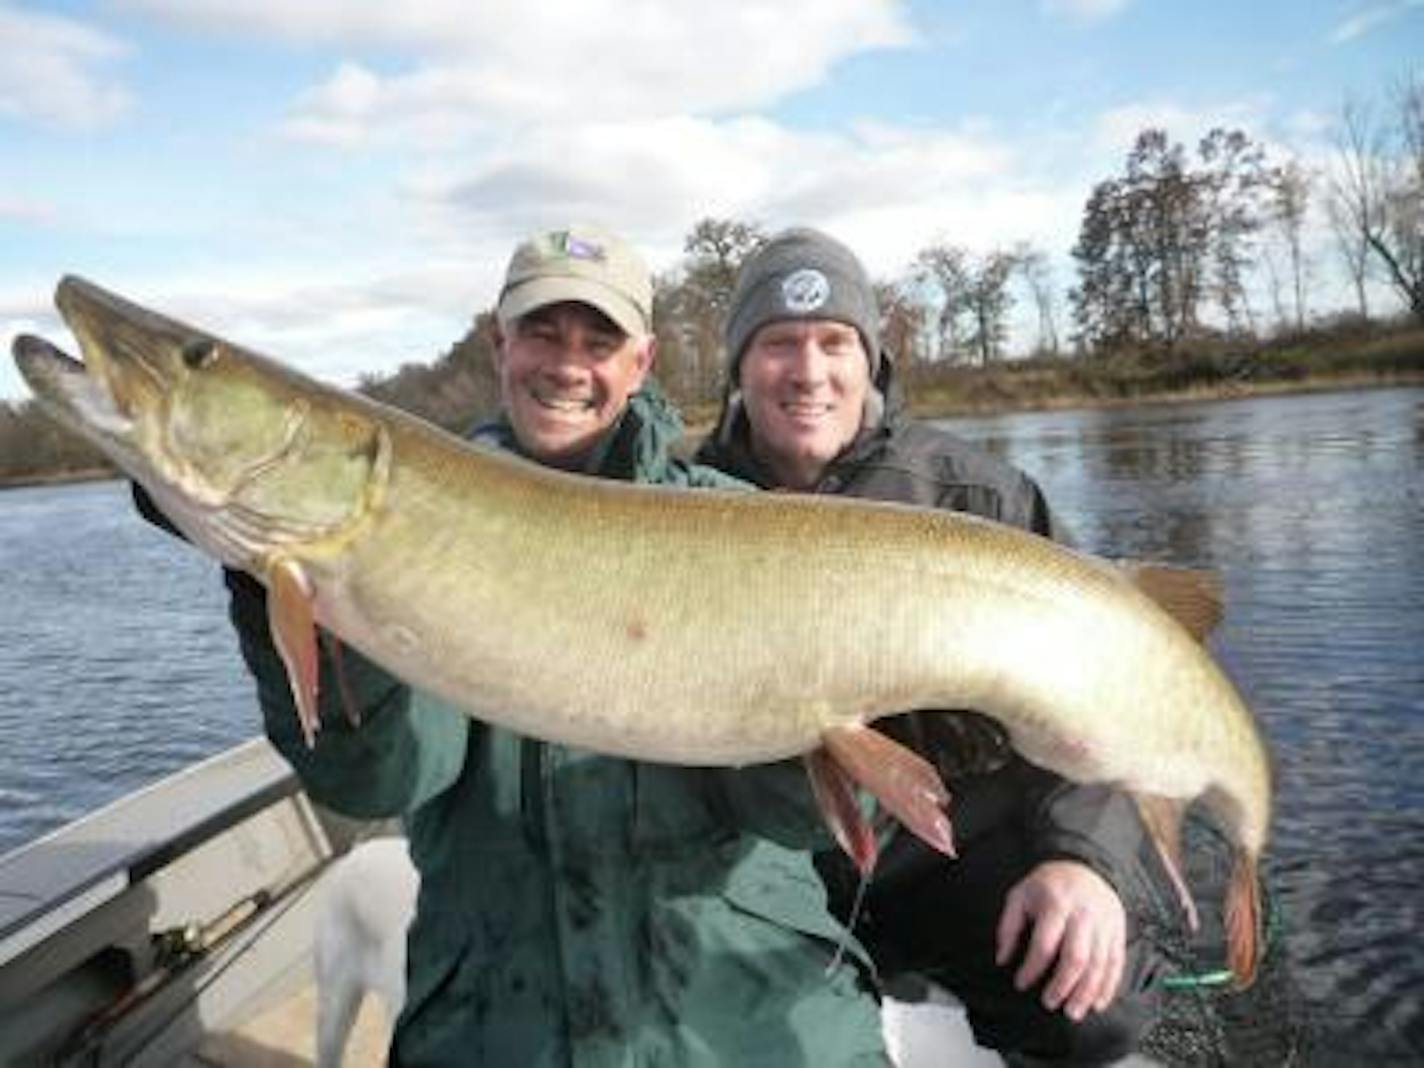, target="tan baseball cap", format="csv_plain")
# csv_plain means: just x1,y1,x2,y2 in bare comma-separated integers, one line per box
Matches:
496,224,653,337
